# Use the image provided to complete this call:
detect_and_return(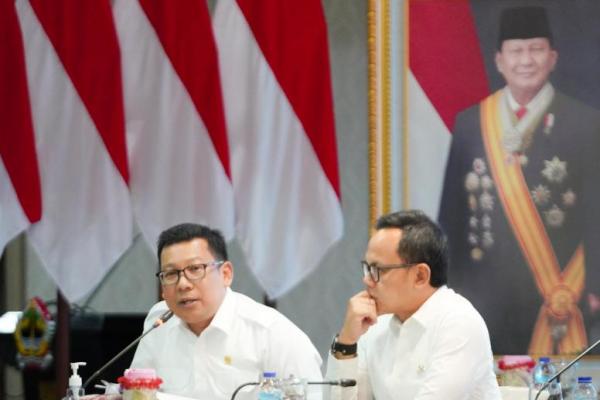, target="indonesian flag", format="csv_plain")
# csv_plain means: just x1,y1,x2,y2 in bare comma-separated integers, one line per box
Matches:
113,0,234,246
0,0,41,252
16,0,133,302
214,0,343,298
408,0,488,218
